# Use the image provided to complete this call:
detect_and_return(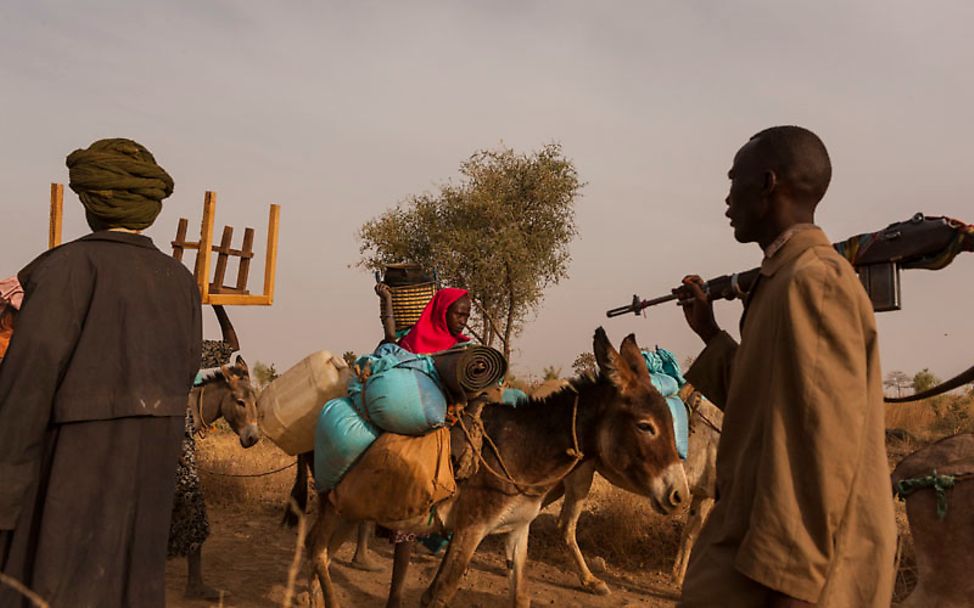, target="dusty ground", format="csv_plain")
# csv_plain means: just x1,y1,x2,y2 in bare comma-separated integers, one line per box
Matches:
165,501,680,607
165,433,682,607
